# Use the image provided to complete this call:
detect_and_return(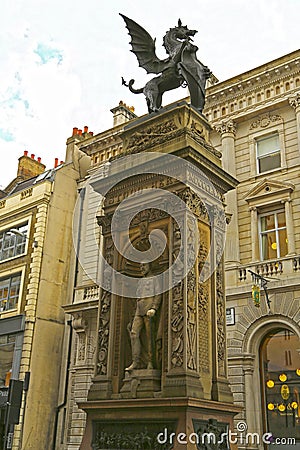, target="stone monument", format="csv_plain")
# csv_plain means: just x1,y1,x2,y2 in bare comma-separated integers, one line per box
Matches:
78,16,240,450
